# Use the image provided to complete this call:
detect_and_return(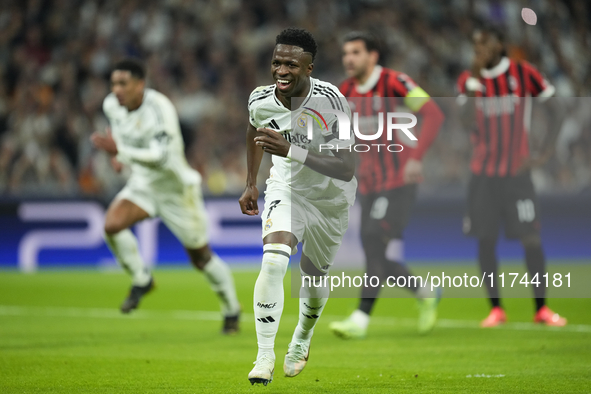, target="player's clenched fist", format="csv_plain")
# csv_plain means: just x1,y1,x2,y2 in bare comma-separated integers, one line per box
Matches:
239,185,259,216
254,128,290,157
91,127,118,155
